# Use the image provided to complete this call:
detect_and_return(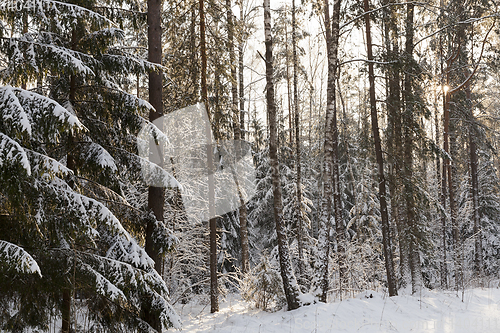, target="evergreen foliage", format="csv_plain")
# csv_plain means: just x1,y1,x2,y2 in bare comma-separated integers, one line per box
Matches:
0,0,180,331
